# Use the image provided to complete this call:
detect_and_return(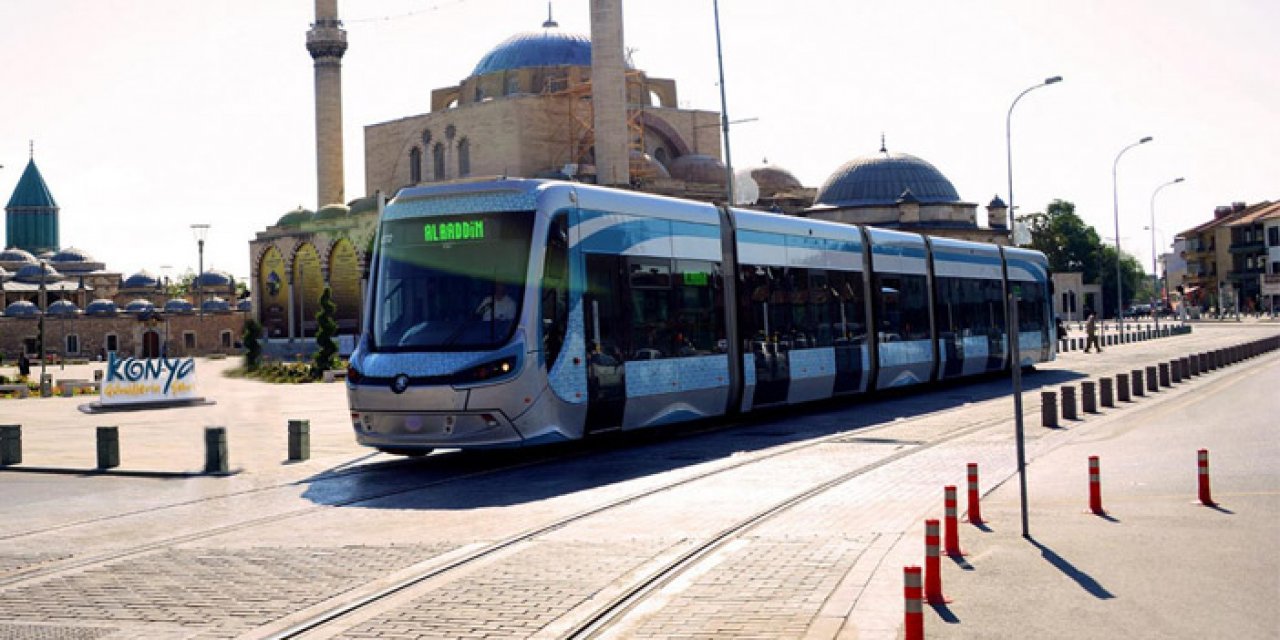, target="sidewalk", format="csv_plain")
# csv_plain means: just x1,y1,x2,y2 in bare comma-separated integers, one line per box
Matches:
919,353,1280,639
